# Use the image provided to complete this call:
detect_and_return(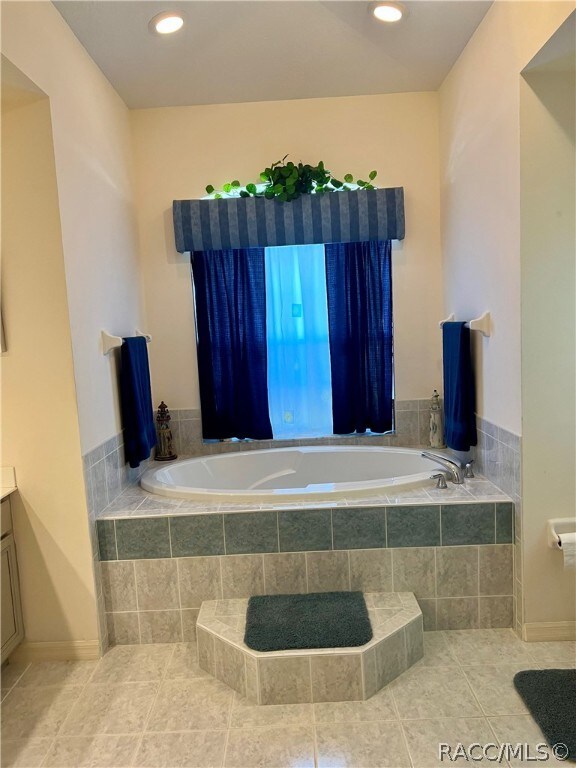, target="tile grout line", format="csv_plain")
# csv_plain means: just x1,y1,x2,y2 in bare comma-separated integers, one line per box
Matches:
175,556,185,643
134,560,142,644
389,679,415,767
130,644,177,766
221,672,235,768
38,653,102,763
477,548,481,629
